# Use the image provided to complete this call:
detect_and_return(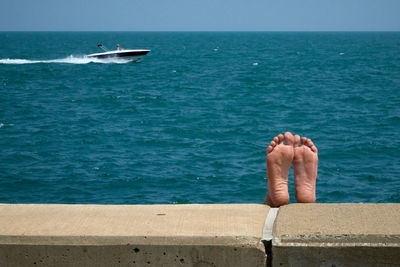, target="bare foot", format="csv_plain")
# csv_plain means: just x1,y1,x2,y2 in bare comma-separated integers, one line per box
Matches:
265,132,295,207
292,136,318,203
